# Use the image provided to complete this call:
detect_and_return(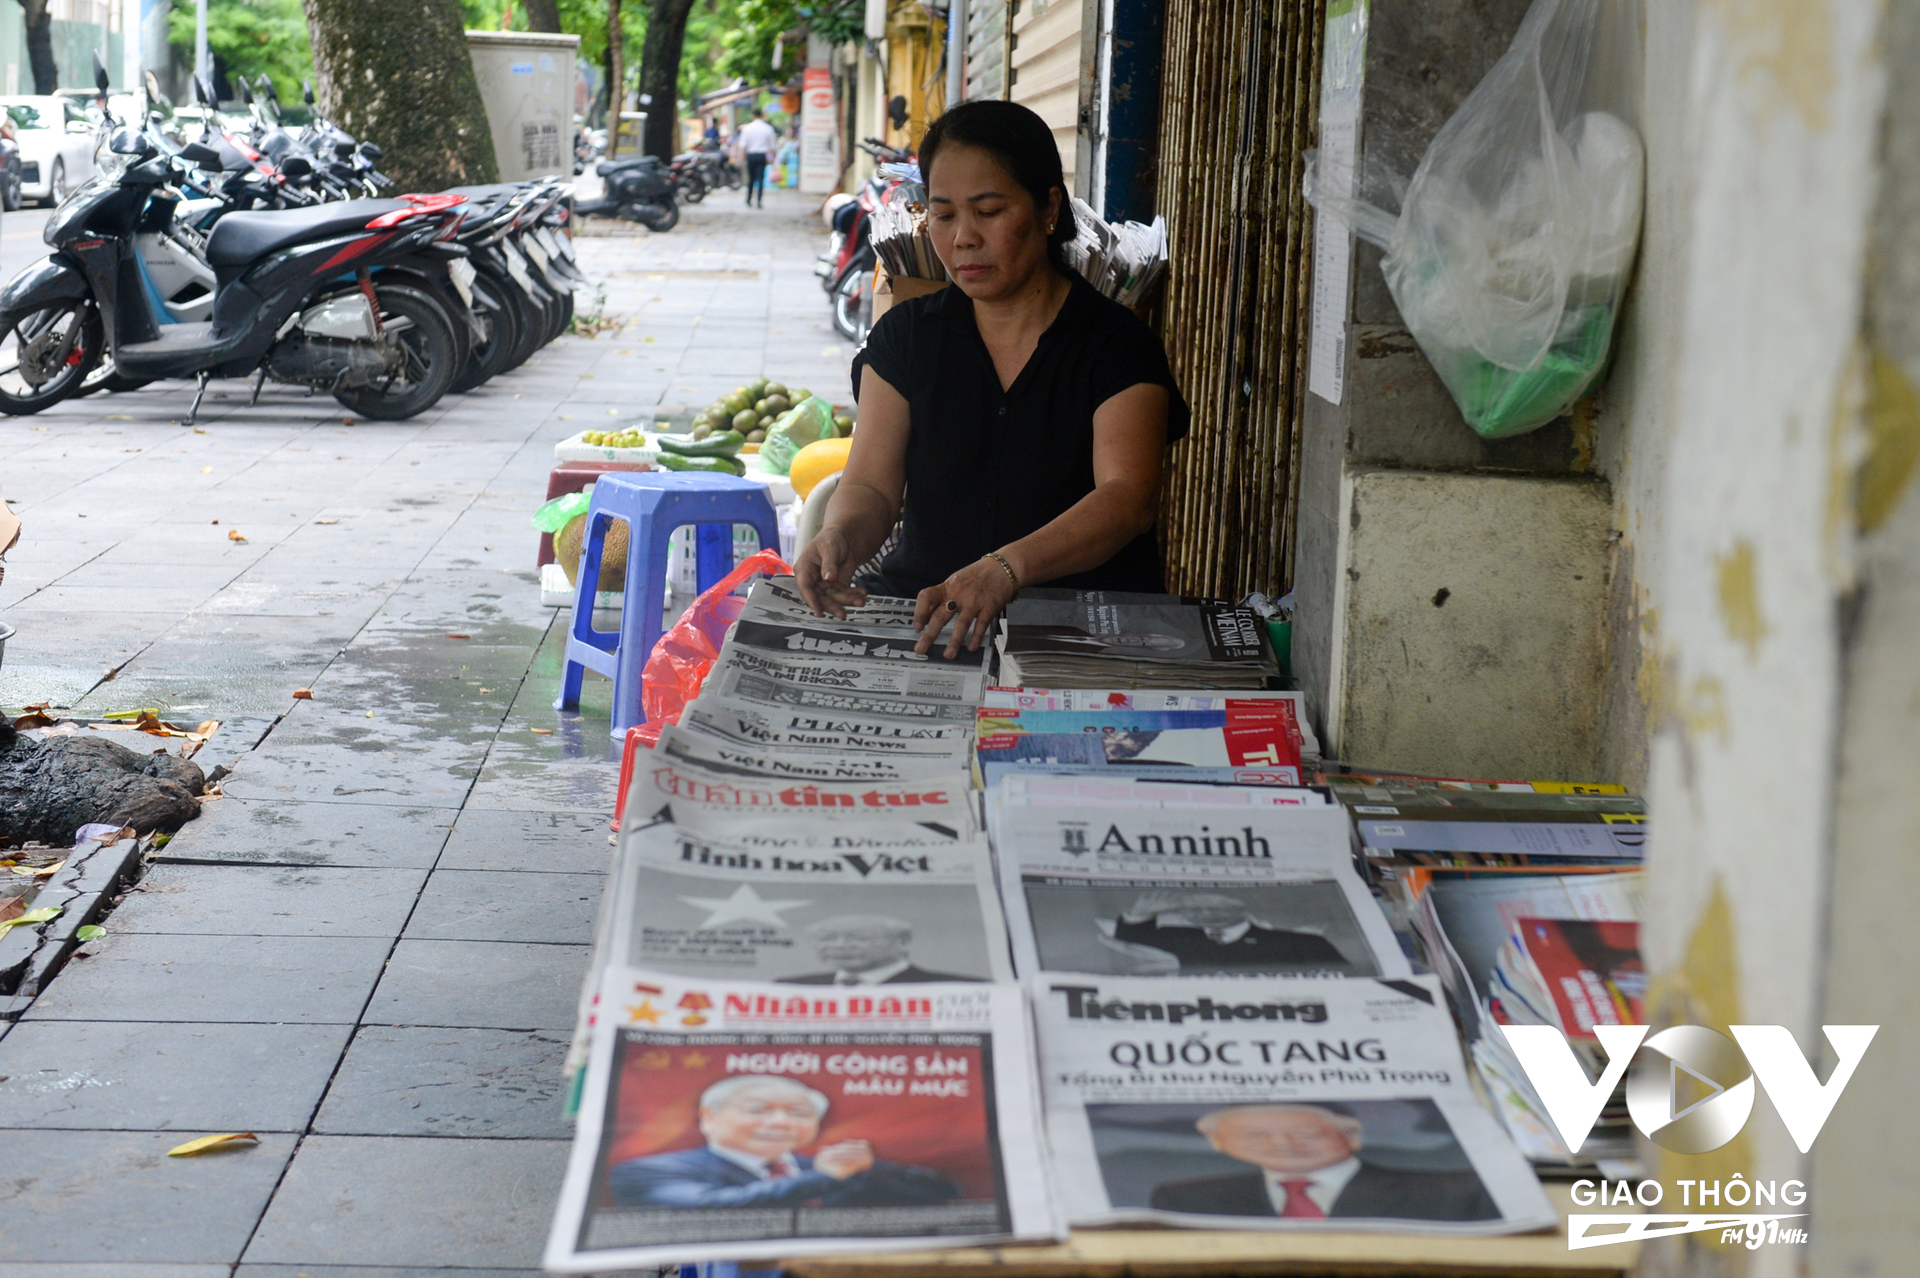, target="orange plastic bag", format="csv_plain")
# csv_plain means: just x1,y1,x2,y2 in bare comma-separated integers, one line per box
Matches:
635,548,791,746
